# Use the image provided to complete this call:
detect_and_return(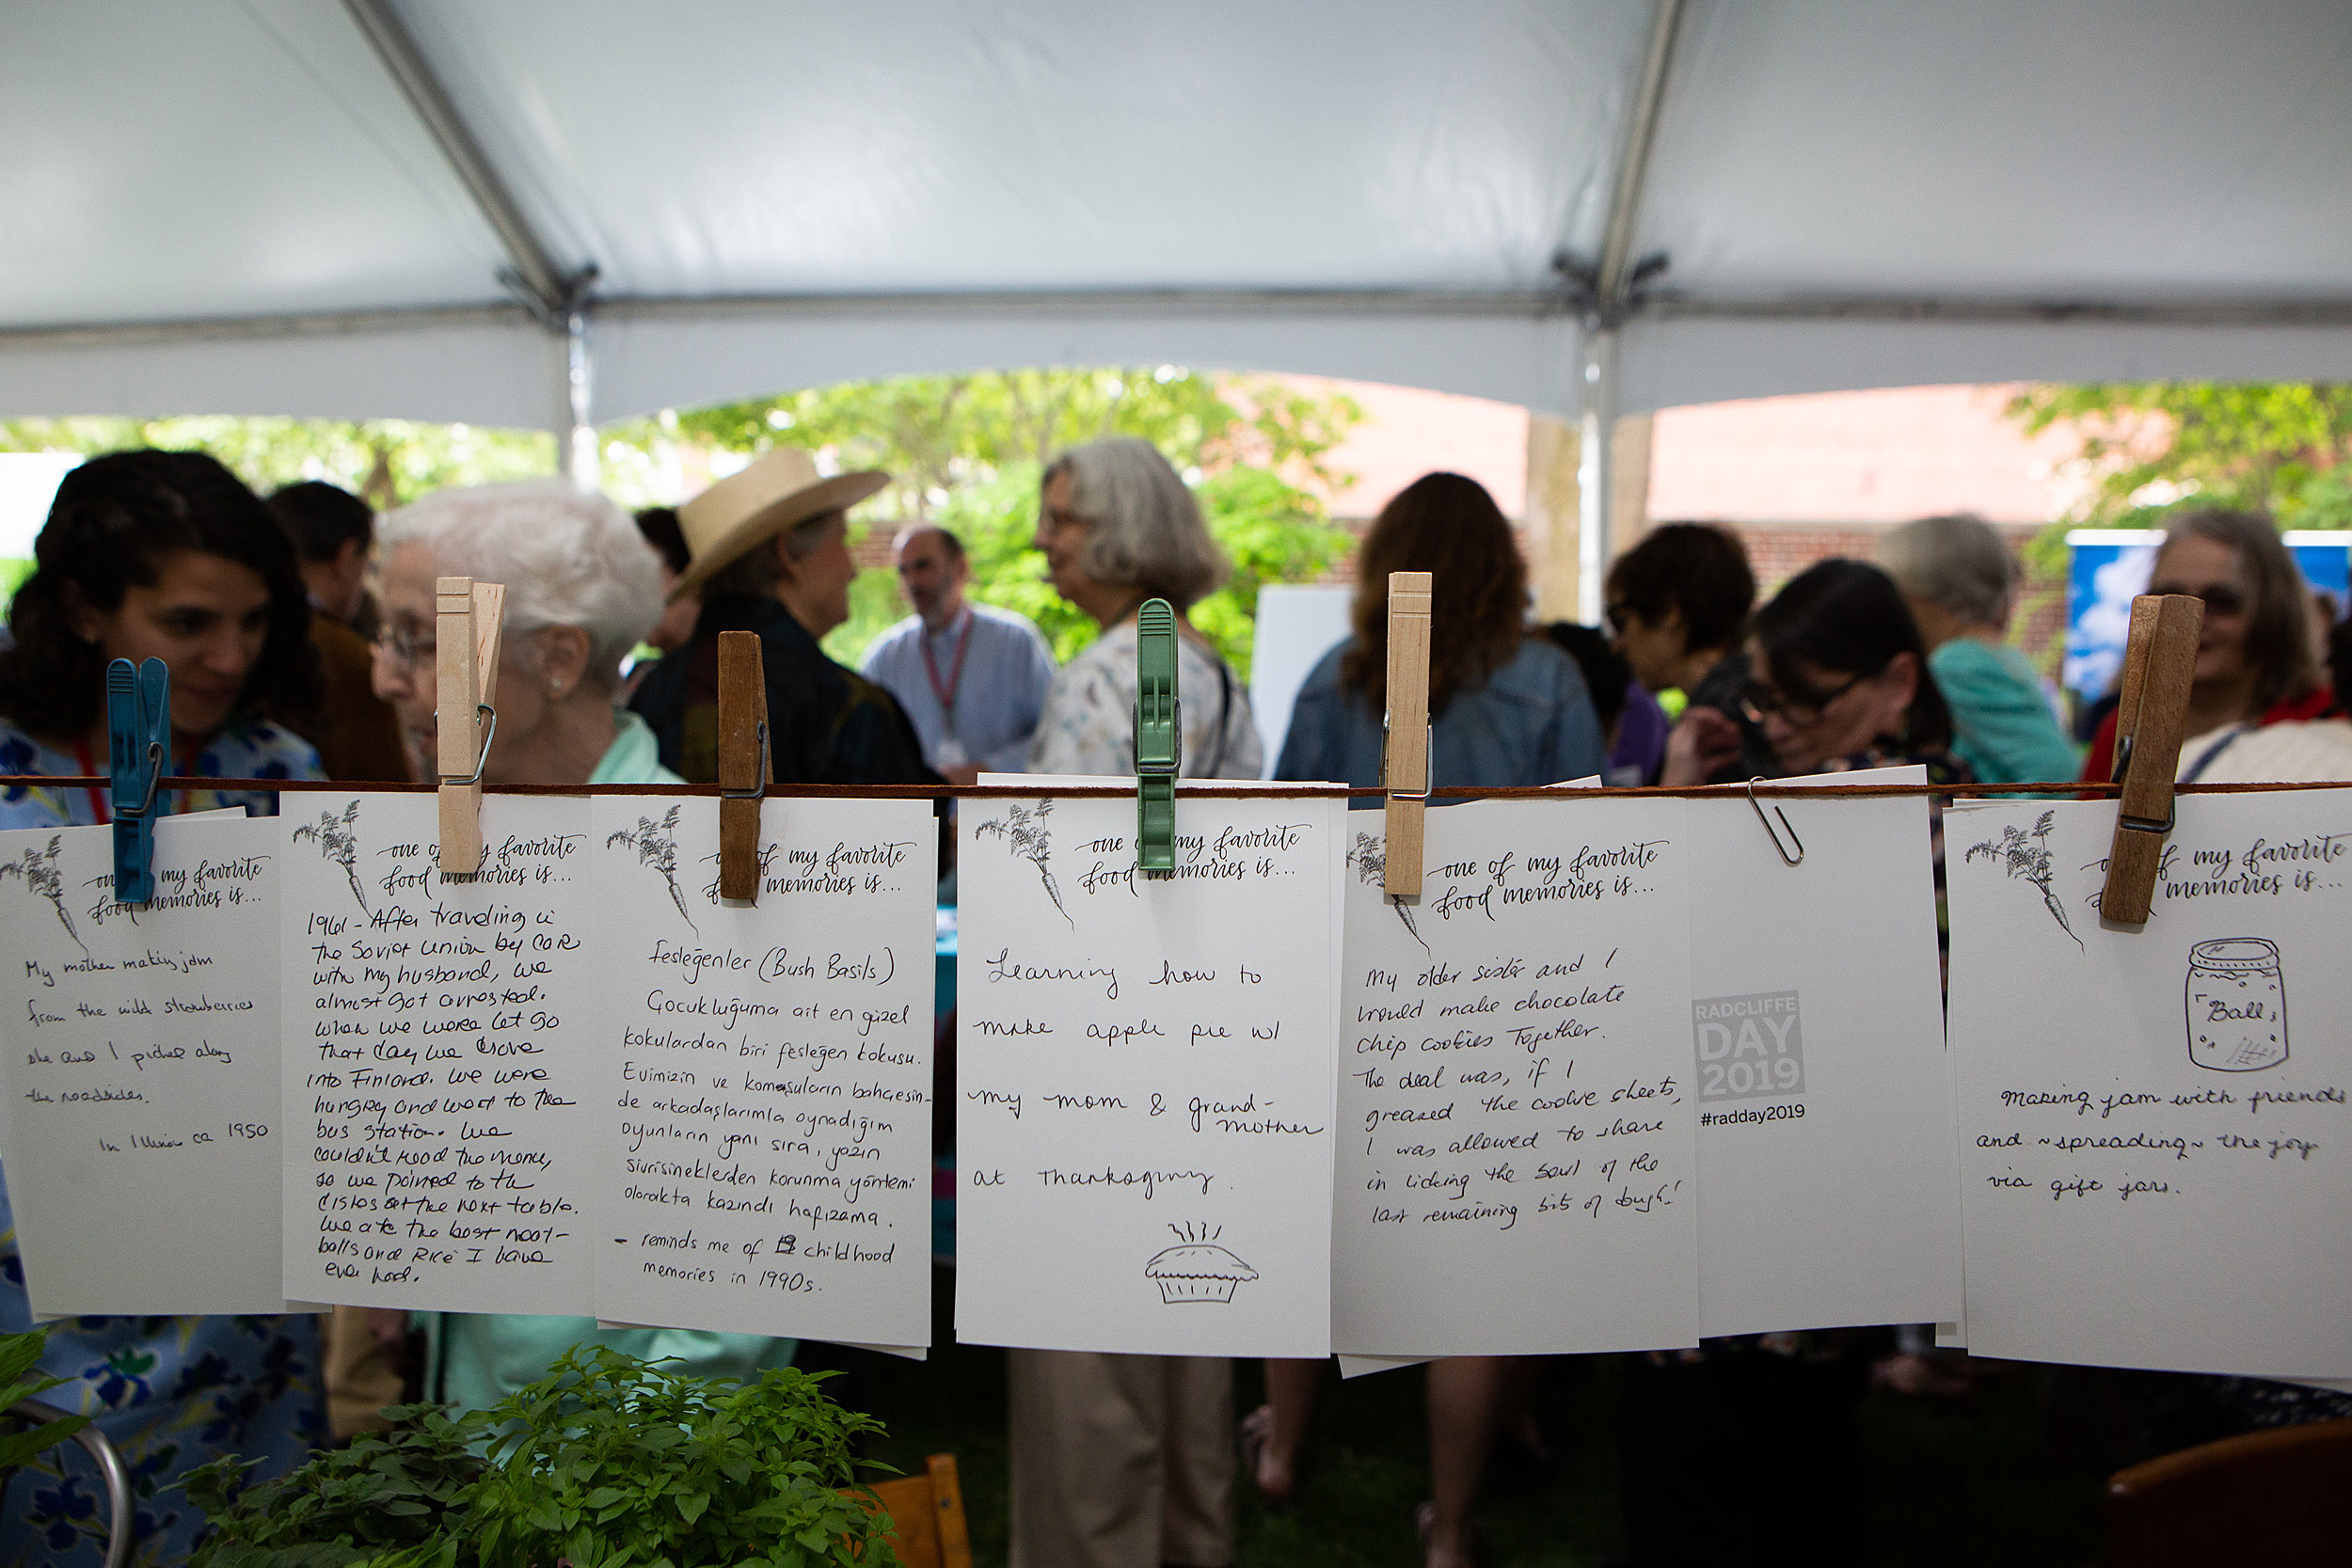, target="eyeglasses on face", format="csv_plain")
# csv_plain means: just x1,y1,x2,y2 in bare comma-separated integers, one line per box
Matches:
372,624,436,673
1738,669,1867,727
2145,580,2248,617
